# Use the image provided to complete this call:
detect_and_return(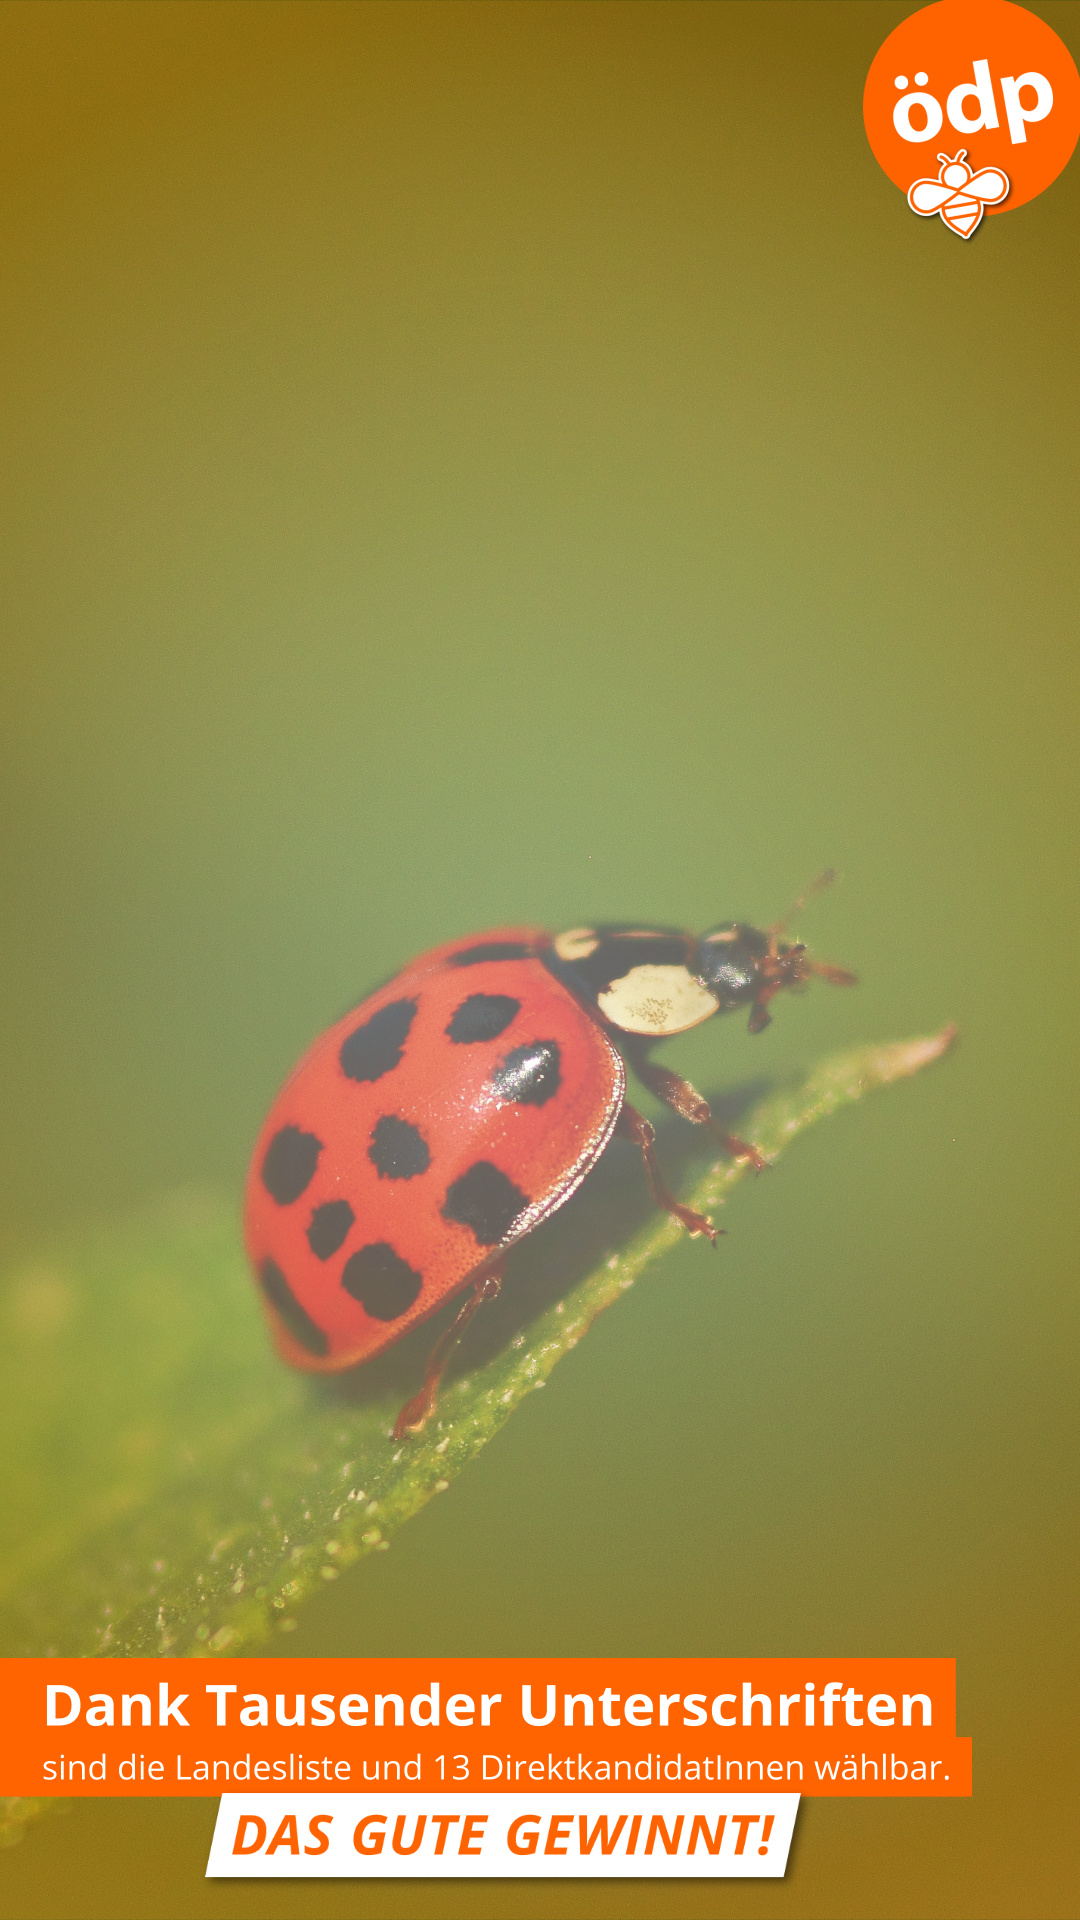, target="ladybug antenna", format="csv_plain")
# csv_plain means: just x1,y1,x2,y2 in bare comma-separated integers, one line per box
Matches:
766,868,839,955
